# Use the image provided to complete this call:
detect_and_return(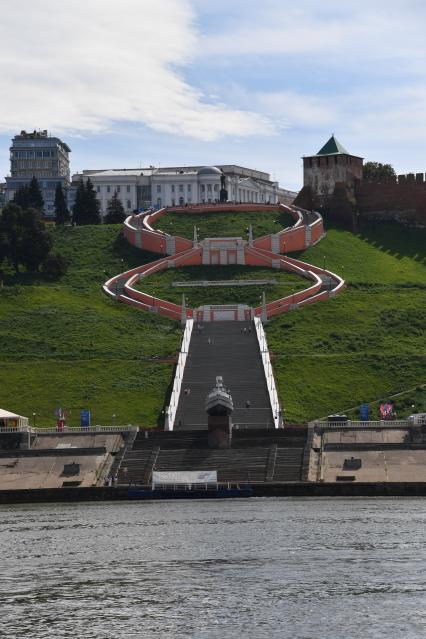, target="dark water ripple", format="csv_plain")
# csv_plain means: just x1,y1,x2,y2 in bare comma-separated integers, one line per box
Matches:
1,498,426,638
